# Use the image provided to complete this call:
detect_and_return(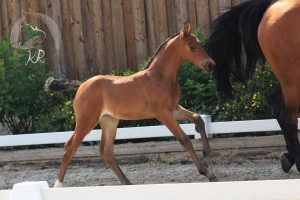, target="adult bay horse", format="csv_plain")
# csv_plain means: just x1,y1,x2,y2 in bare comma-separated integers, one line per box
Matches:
205,0,300,173
46,22,218,187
